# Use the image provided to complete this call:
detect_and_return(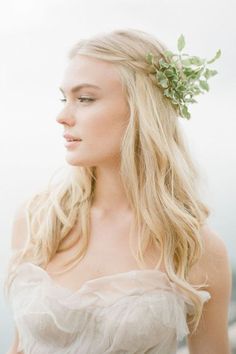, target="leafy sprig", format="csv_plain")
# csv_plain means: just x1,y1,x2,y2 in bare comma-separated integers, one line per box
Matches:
146,34,221,119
